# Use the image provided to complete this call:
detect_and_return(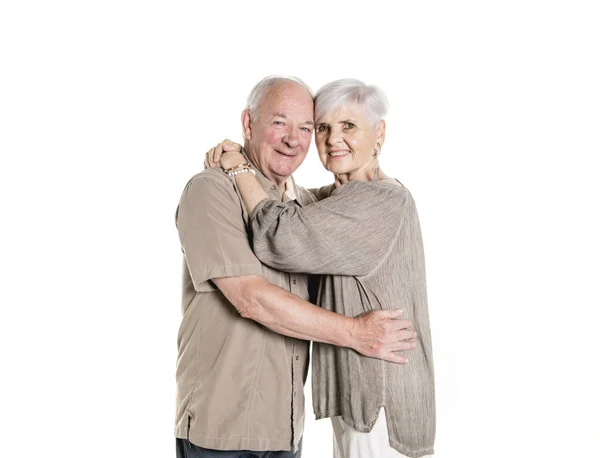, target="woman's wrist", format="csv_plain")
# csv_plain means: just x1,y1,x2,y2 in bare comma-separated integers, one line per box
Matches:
220,152,246,170
227,166,256,178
